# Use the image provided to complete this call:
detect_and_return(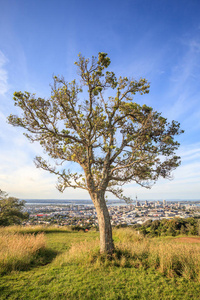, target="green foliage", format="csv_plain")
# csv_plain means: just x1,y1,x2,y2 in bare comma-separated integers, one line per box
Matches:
8,52,184,253
139,217,200,237
0,190,28,226
8,52,183,201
